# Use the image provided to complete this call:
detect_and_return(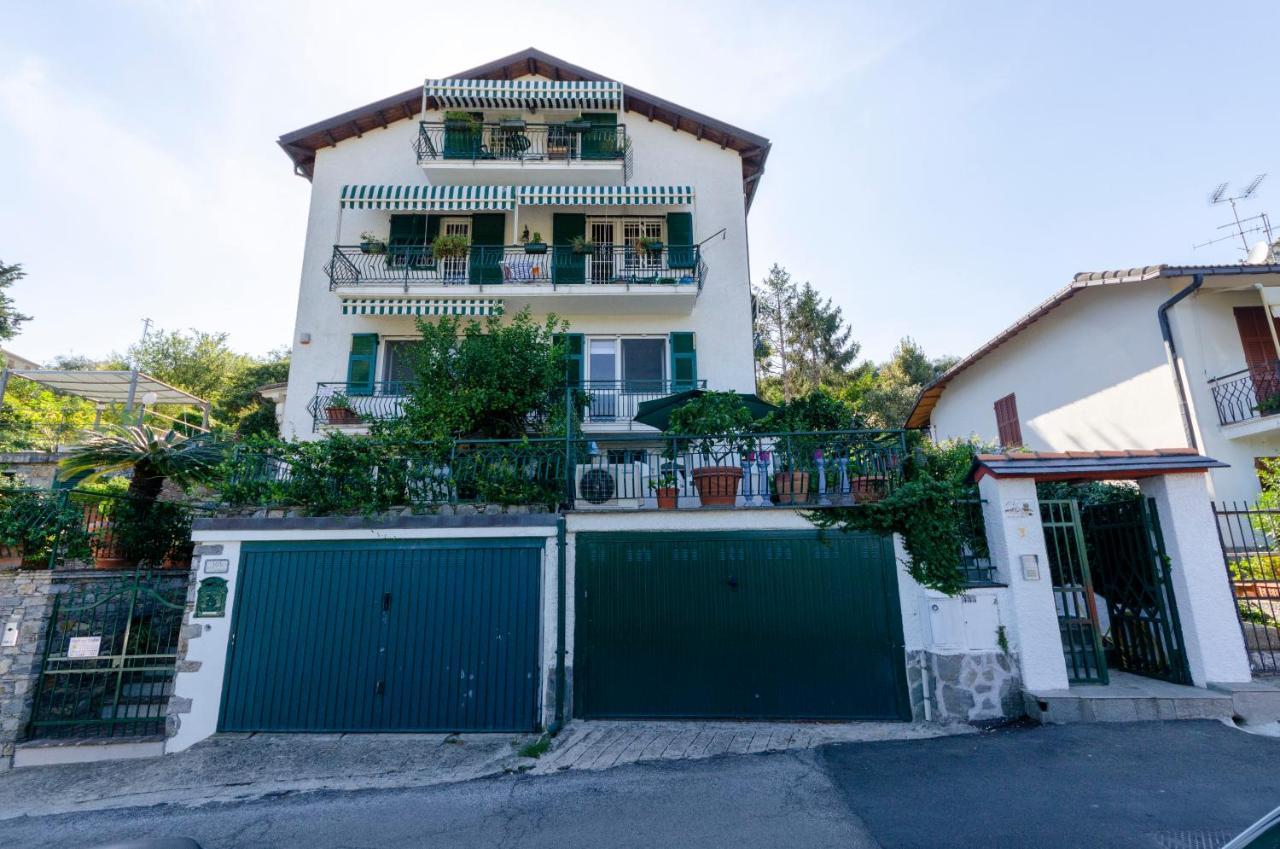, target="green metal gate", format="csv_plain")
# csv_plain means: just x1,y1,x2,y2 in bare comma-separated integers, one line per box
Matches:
1082,498,1190,685
219,540,542,733
574,530,910,720
29,571,188,740
1041,500,1109,684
